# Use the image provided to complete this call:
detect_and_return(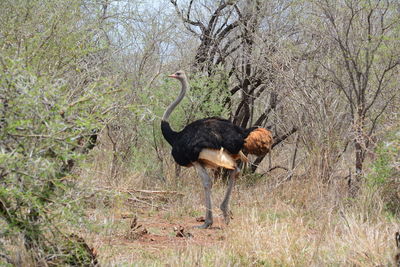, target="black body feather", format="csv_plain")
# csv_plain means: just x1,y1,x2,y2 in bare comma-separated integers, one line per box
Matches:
161,120,177,146
162,117,255,166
